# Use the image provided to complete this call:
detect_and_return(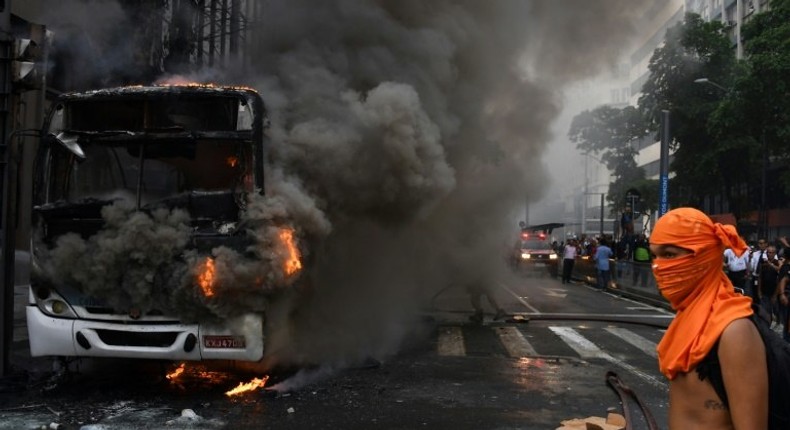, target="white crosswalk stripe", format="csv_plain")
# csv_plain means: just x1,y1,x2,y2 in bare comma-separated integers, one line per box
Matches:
495,326,537,357
548,326,608,359
548,326,665,389
437,326,466,356
436,325,663,362
604,327,658,359
436,324,667,389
